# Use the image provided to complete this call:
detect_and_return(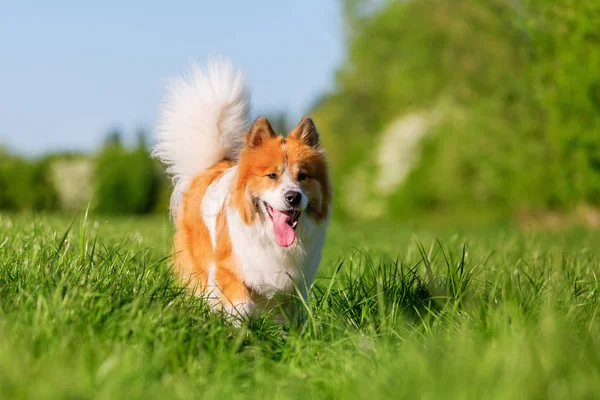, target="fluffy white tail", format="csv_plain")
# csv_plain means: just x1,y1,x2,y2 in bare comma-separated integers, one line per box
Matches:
153,58,250,217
